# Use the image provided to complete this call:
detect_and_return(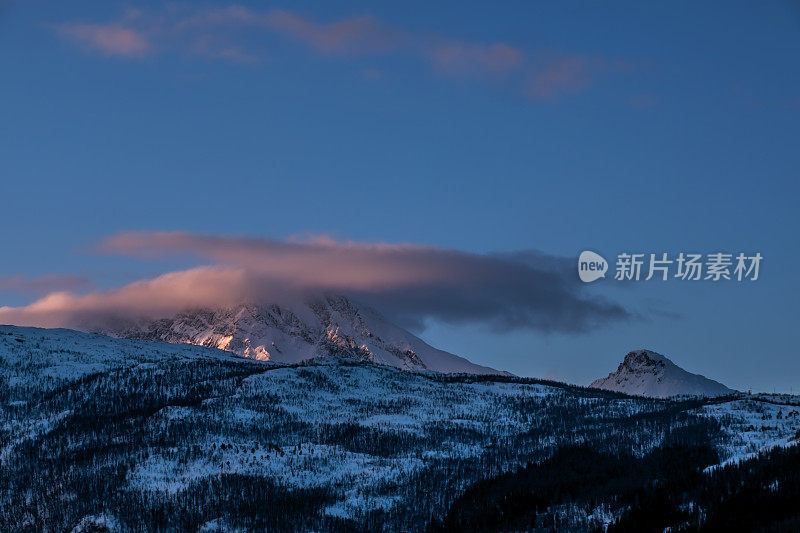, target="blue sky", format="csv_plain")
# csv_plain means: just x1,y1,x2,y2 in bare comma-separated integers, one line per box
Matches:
1,1,799,391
